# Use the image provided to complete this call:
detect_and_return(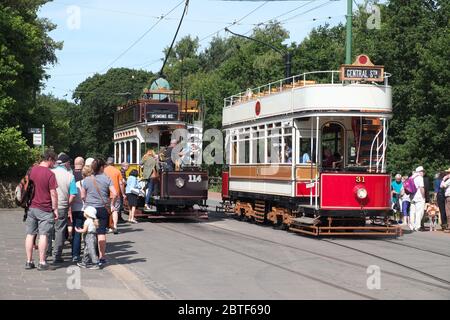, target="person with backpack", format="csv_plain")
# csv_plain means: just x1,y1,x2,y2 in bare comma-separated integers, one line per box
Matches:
24,150,59,271
400,175,411,227
409,166,426,231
